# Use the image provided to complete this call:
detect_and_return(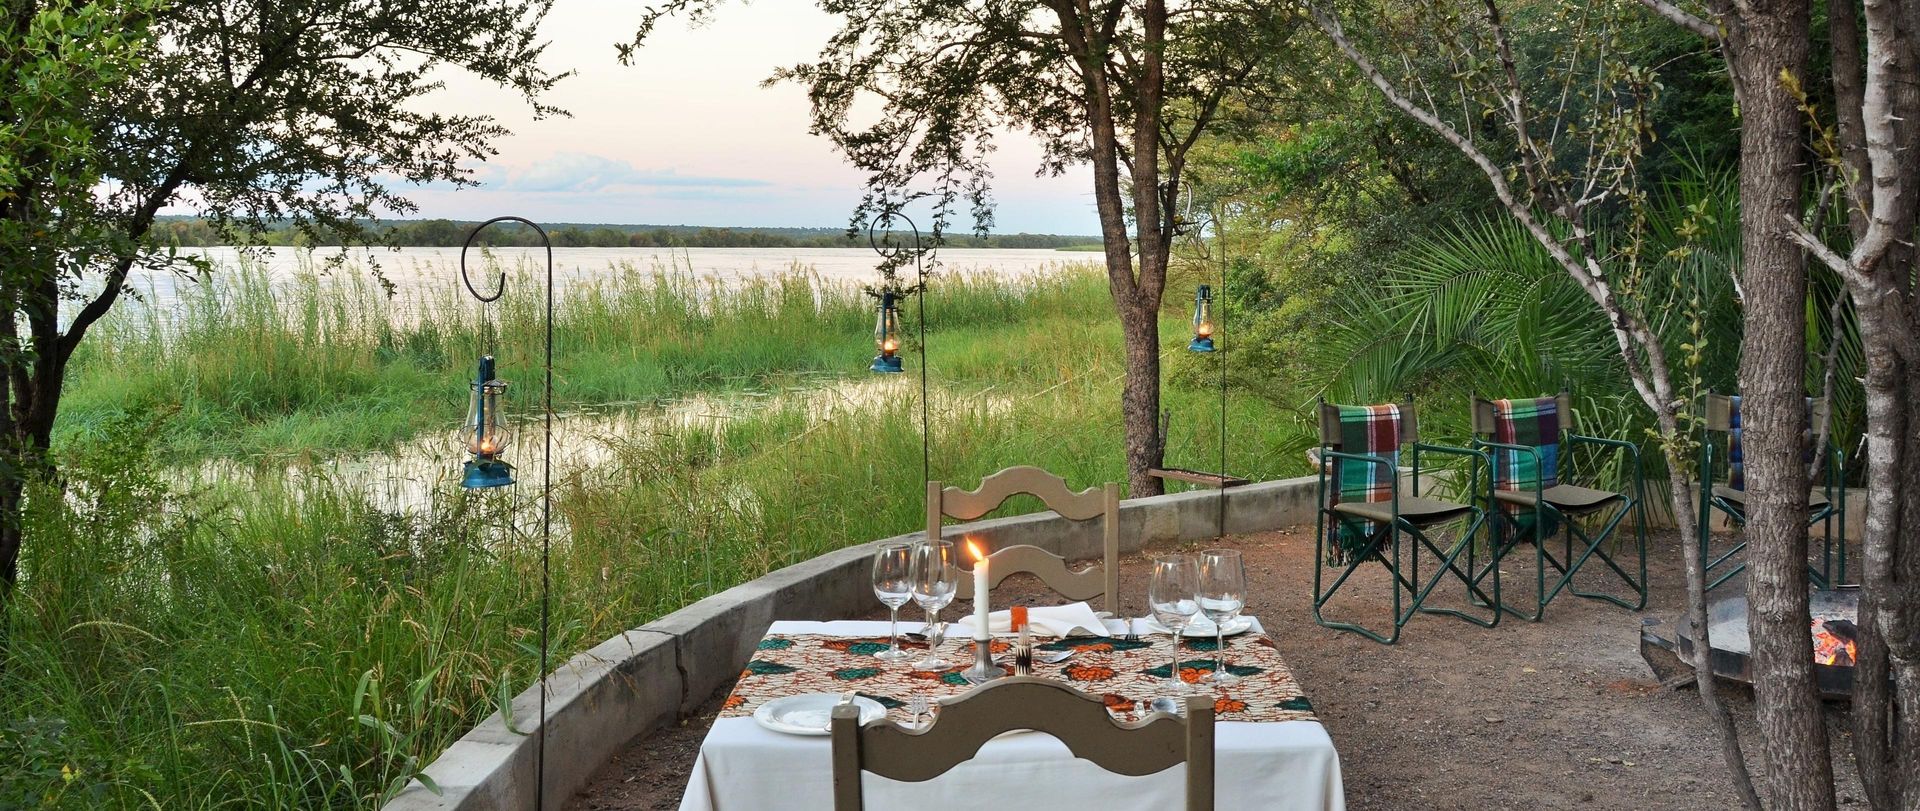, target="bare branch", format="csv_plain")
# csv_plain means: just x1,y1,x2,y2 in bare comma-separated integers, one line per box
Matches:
1309,1,1670,415
1633,0,1718,38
